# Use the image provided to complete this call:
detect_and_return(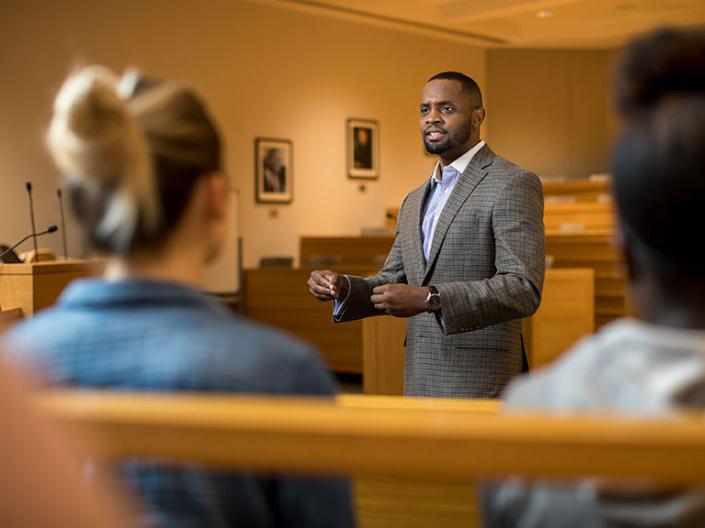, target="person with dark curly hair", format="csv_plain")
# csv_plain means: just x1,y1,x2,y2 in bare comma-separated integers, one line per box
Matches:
483,27,705,528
